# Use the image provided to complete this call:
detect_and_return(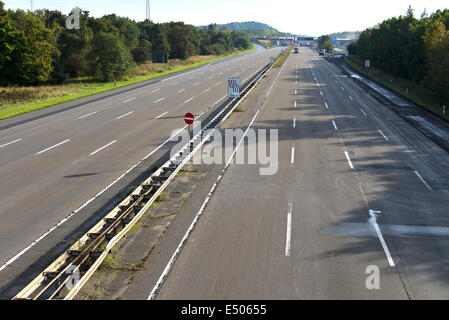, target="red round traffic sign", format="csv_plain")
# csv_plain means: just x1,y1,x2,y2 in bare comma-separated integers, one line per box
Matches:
184,112,194,125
